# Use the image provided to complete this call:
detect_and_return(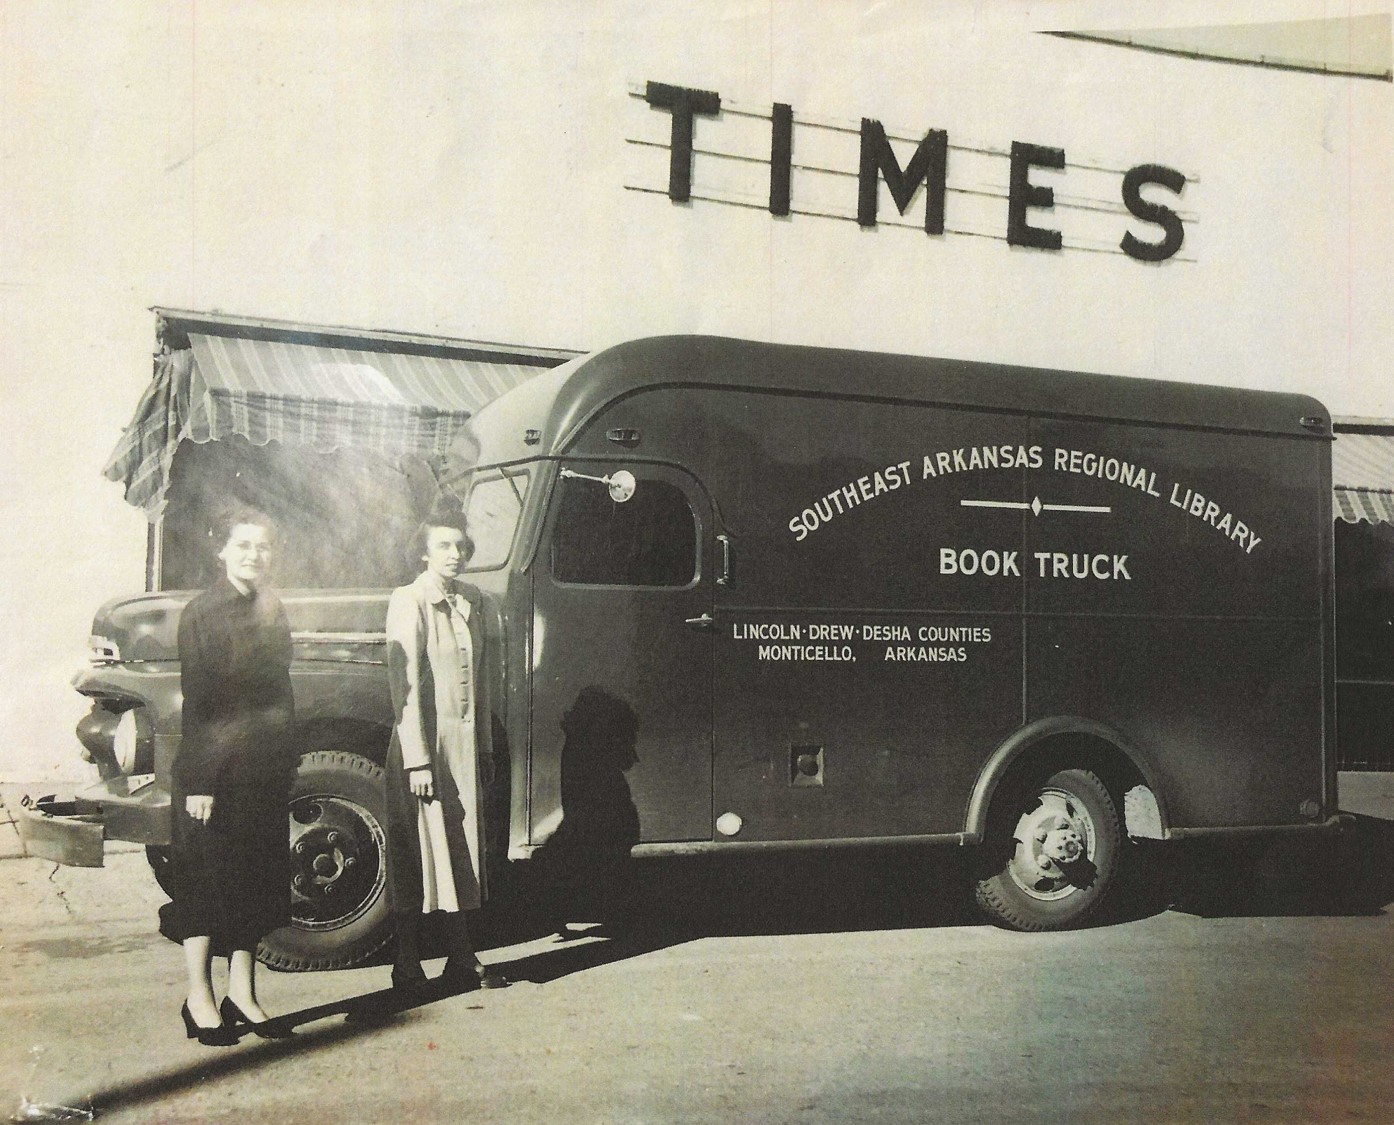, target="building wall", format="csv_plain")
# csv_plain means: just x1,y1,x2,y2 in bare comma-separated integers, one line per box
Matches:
1,0,1391,780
